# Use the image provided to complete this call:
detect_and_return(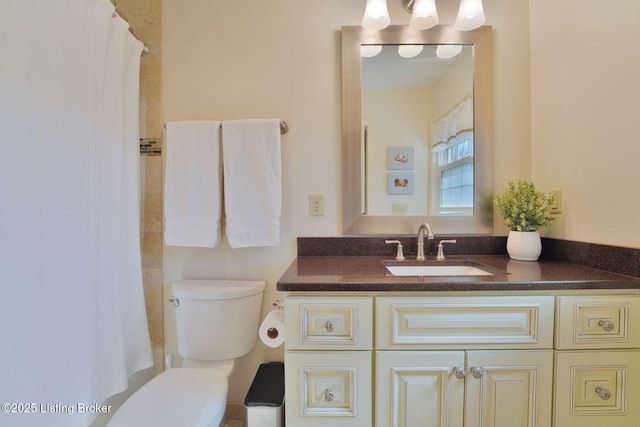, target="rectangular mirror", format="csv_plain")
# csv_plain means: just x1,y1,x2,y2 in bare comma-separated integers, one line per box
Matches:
342,25,493,235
